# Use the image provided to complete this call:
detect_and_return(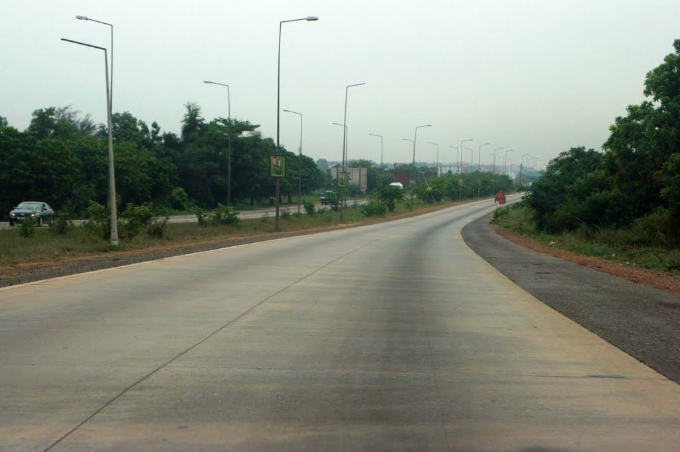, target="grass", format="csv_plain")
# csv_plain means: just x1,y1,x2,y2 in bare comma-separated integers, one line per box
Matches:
493,205,680,274
0,198,438,268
